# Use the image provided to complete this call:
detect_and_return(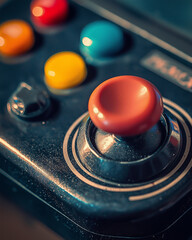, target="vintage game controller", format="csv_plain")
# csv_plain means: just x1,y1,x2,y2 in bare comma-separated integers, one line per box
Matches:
0,0,192,239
